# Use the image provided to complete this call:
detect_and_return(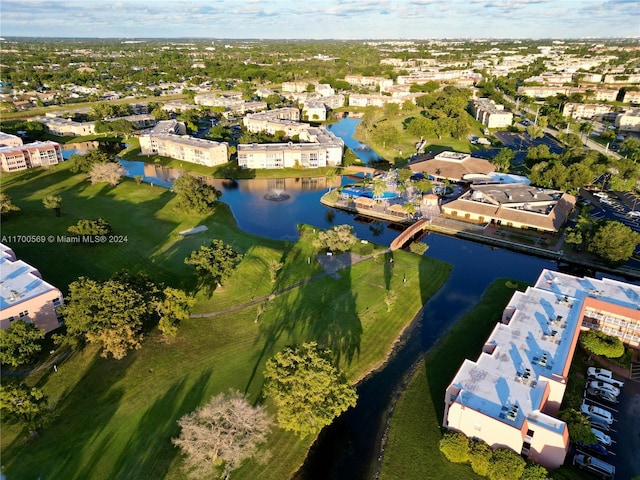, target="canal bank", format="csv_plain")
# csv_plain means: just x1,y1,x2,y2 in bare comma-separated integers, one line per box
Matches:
320,193,640,281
